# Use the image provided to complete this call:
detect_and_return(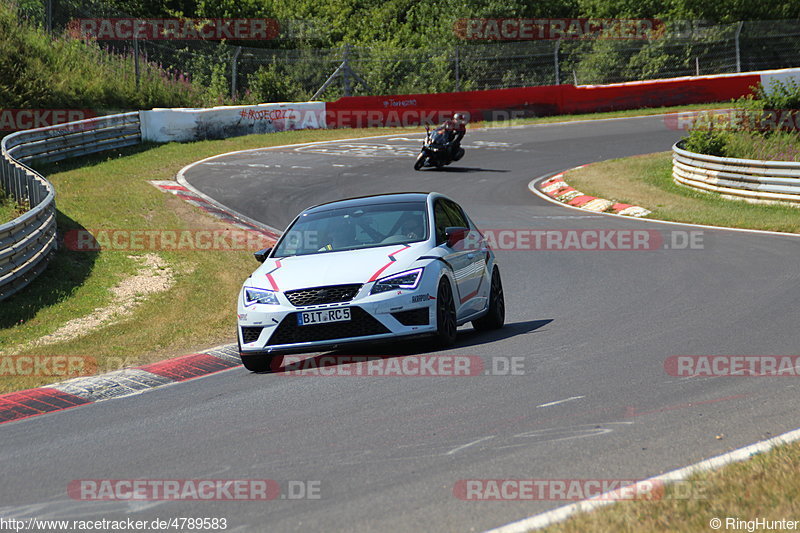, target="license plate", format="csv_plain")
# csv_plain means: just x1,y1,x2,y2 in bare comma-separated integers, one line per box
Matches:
297,308,351,326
